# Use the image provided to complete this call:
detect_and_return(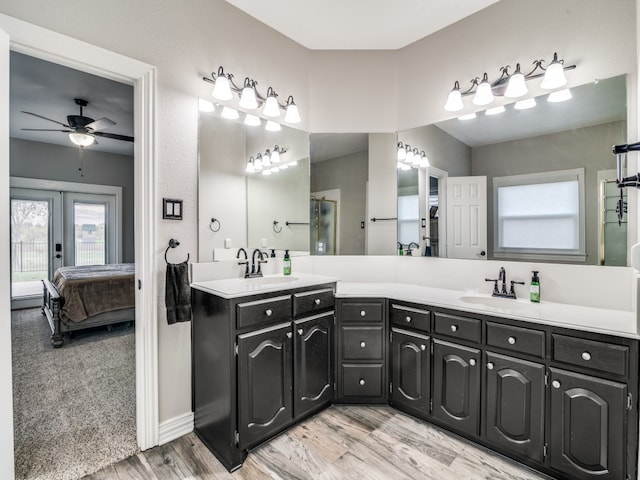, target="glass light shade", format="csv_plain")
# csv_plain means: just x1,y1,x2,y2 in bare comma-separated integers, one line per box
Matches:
254,154,263,170
420,153,430,167
263,95,281,117
284,102,301,123
221,106,239,119
239,86,258,109
458,113,477,120
212,75,233,100
271,149,281,164
271,166,280,173
548,89,572,103
245,158,255,173
504,72,527,98
406,148,415,163
485,105,506,115
397,144,406,161
411,149,422,165
280,162,289,169
540,62,567,89
262,150,271,167
244,114,261,126
68,132,95,147
198,98,215,112
473,78,494,106
515,98,537,110
444,88,464,112
265,120,281,132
